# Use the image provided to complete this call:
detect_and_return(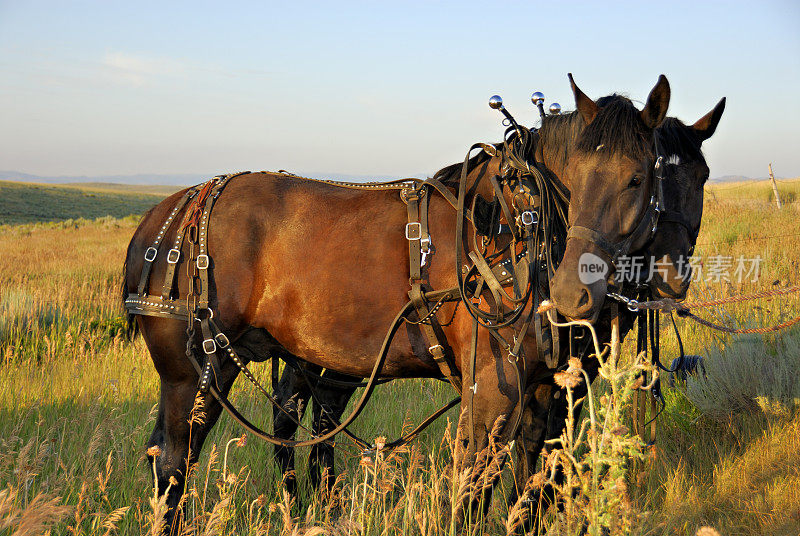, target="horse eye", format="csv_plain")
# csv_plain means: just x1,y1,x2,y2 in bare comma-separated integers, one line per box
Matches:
628,175,643,188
